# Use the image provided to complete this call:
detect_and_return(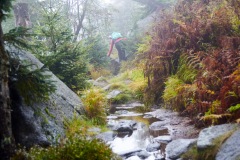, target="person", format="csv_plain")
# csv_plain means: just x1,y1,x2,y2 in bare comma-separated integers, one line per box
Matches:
107,32,127,62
